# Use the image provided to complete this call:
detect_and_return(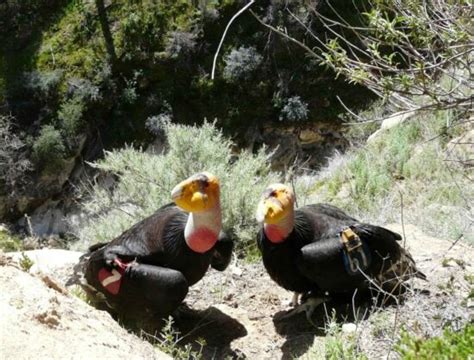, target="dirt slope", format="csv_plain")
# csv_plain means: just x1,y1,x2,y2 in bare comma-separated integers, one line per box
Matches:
0,256,171,360
176,224,474,359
